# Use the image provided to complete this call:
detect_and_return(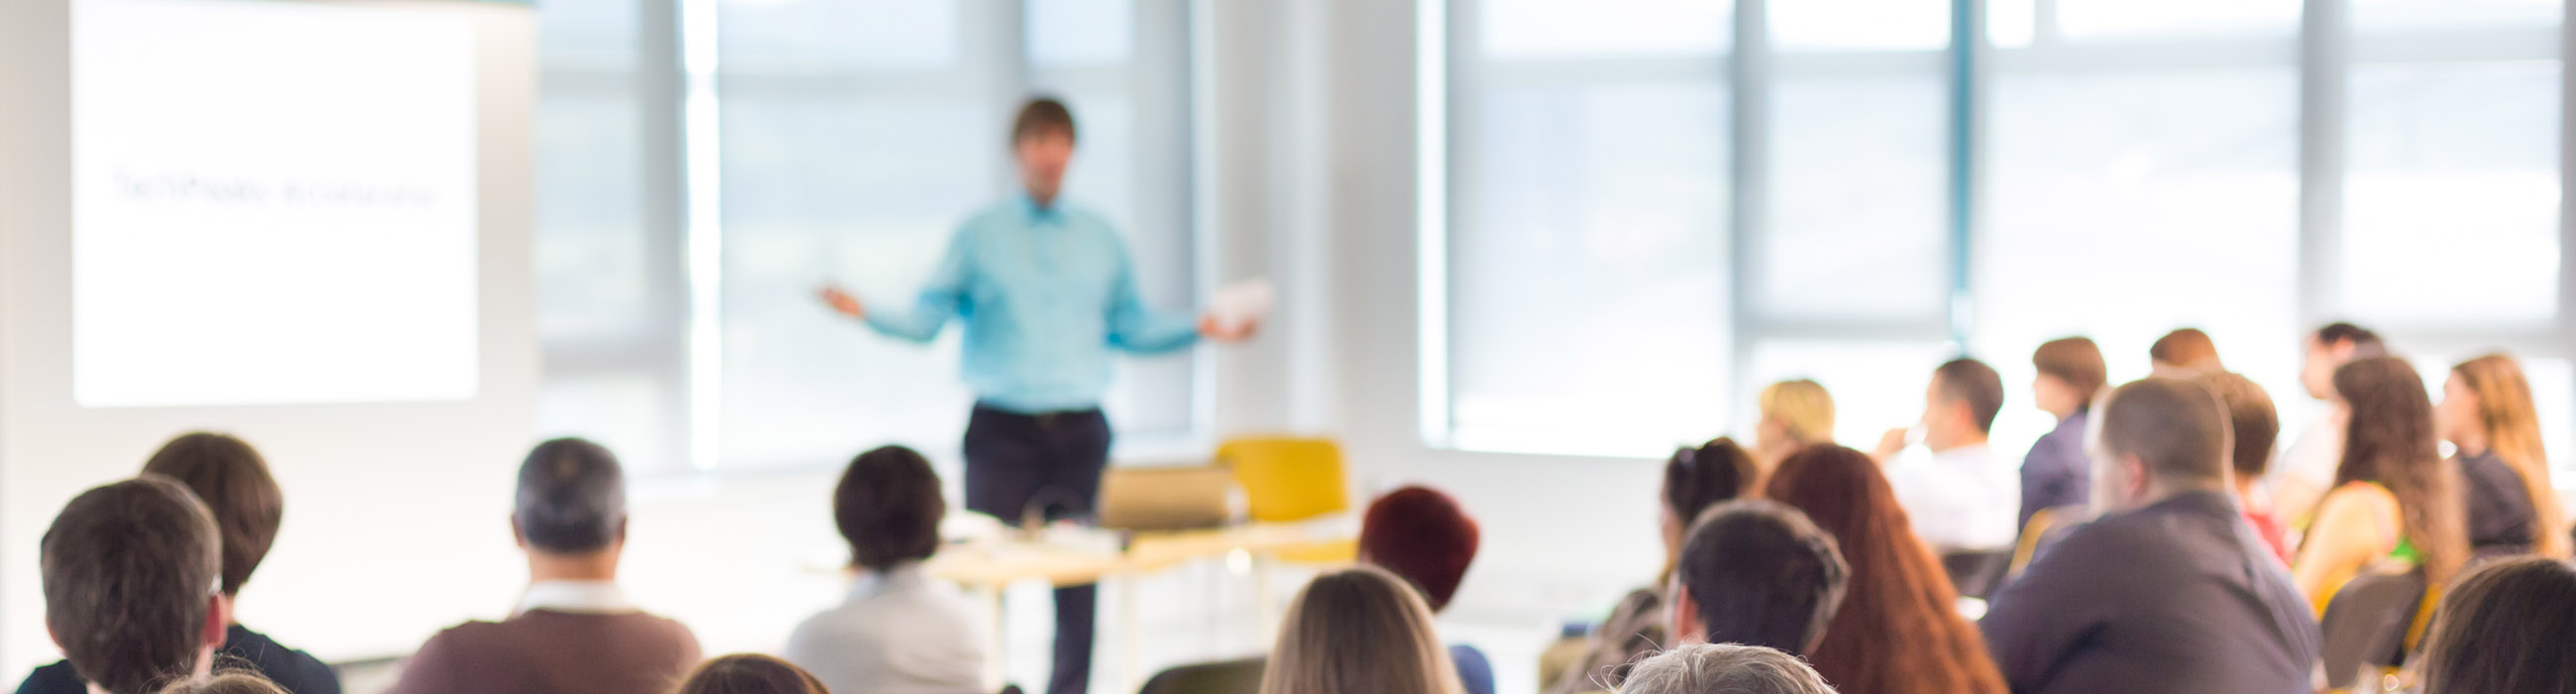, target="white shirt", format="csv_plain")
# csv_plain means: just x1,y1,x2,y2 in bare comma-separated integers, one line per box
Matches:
515,580,641,617
1884,443,2021,551
784,563,988,694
